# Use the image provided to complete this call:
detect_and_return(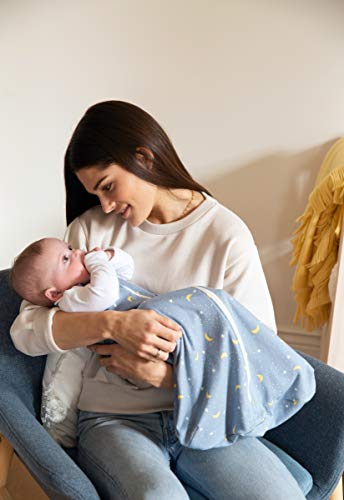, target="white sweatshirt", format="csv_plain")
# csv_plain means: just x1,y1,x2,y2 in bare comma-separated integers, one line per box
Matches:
10,194,277,414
